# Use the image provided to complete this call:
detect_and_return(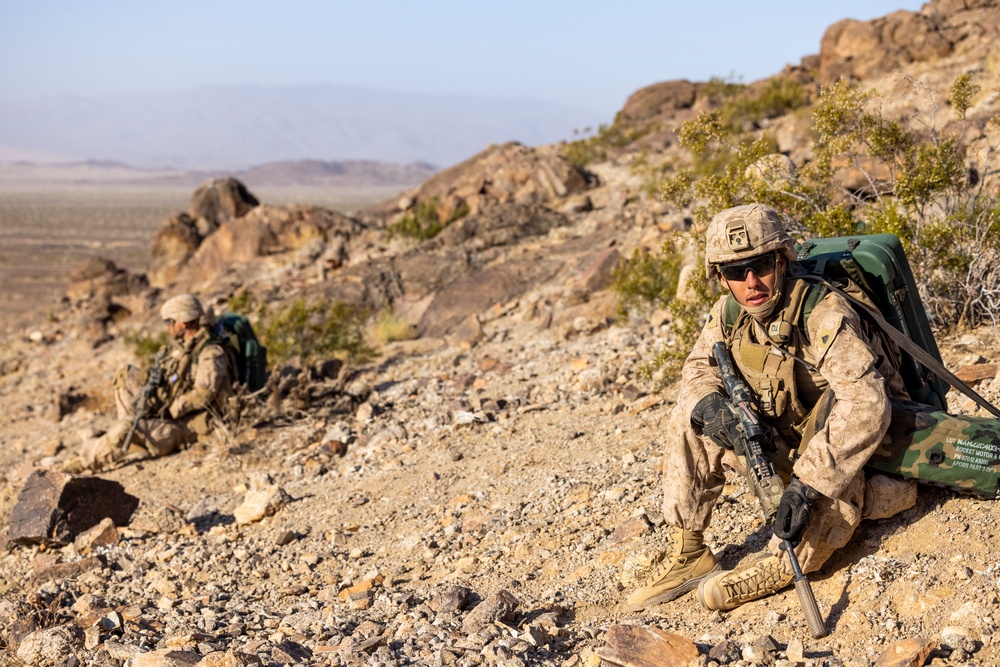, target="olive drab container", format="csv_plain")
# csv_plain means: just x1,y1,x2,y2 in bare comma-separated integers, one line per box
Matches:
796,233,1000,498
